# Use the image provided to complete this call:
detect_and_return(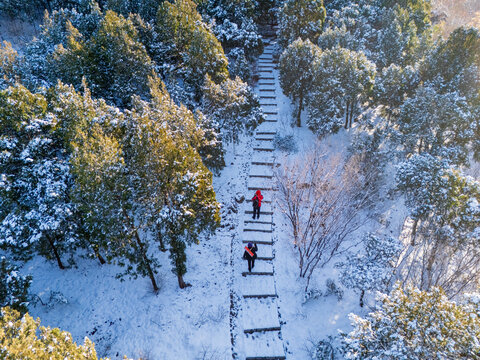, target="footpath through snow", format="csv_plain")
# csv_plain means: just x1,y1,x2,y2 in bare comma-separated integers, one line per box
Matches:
230,35,287,360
